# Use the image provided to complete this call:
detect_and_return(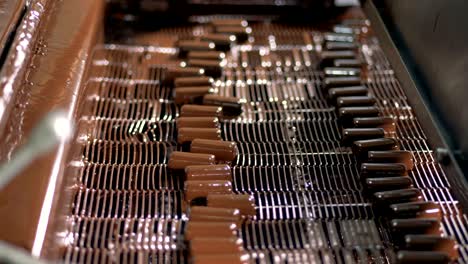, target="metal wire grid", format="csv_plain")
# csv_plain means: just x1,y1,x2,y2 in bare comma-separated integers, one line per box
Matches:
61,23,468,263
